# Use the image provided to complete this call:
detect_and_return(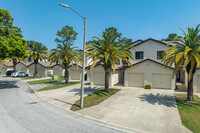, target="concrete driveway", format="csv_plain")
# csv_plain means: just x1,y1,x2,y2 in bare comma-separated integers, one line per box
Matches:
78,88,191,133
35,83,102,110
